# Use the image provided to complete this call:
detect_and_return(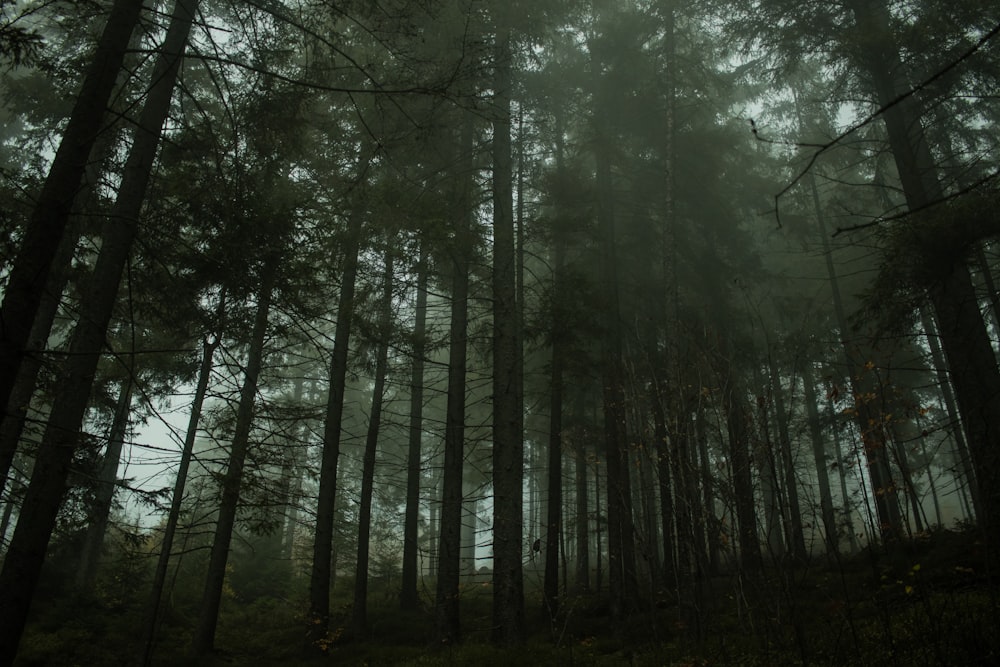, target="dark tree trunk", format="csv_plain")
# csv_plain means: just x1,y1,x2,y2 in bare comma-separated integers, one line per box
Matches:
803,365,839,555
77,376,134,590
543,271,564,621
352,250,394,635
309,151,373,641
435,118,475,645
191,265,275,656
491,23,525,646
794,86,903,541
137,313,223,667
849,0,1000,537
0,0,142,421
574,396,590,591
724,381,762,573
0,2,197,659
770,363,807,561
400,239,429,611
591,33,639,618
920,309,980,520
